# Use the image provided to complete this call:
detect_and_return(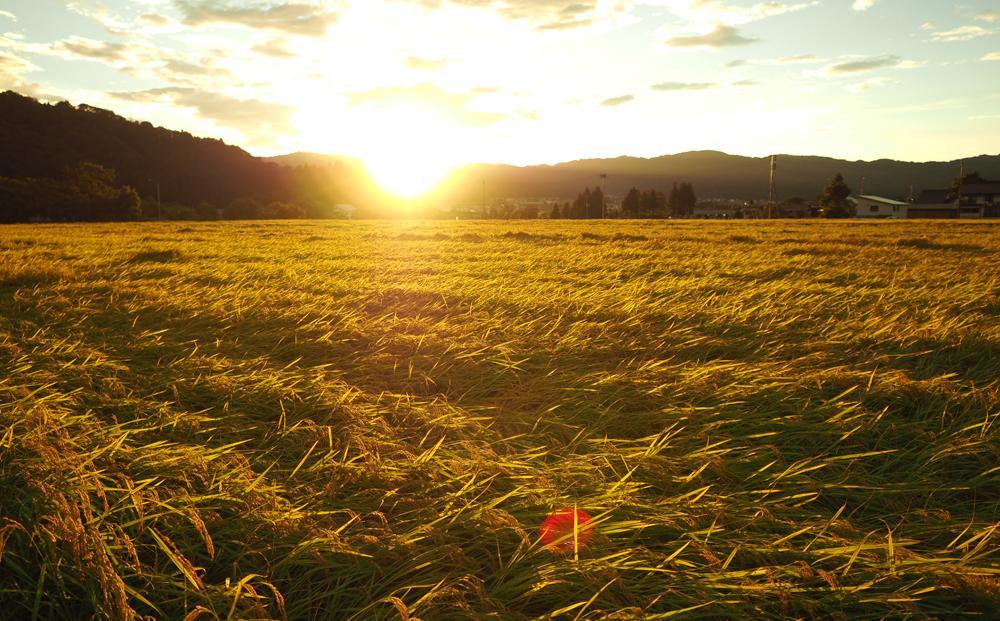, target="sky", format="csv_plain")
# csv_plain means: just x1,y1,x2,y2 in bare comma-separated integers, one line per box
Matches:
1,0,999,187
